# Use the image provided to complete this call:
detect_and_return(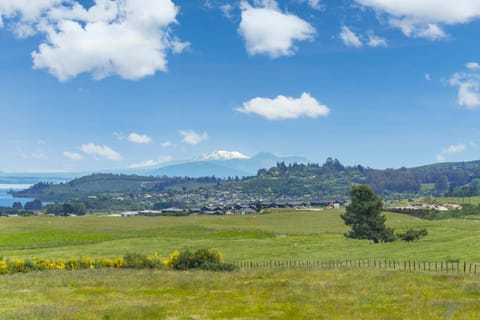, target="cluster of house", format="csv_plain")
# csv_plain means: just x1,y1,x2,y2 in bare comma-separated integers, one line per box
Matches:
386,203,462,212
117,200,347,217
